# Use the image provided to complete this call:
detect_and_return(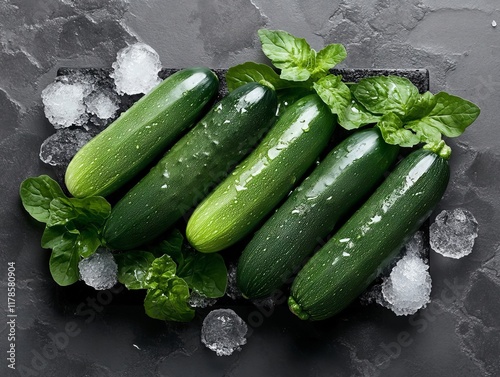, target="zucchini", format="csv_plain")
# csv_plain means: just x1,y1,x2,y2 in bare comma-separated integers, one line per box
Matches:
65,67,219,198
103,82,277,250
237,128,400,299
186,94,336,253
289,149,449,321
